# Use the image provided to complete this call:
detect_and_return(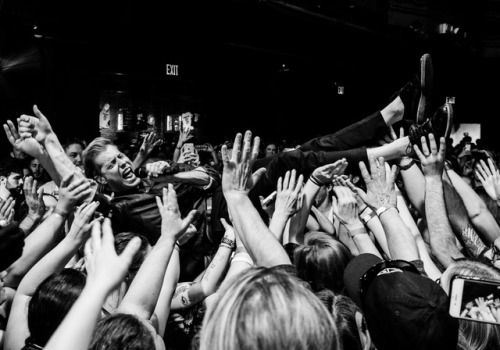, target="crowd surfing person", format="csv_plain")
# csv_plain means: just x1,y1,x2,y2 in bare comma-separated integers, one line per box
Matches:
0,53,498,350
